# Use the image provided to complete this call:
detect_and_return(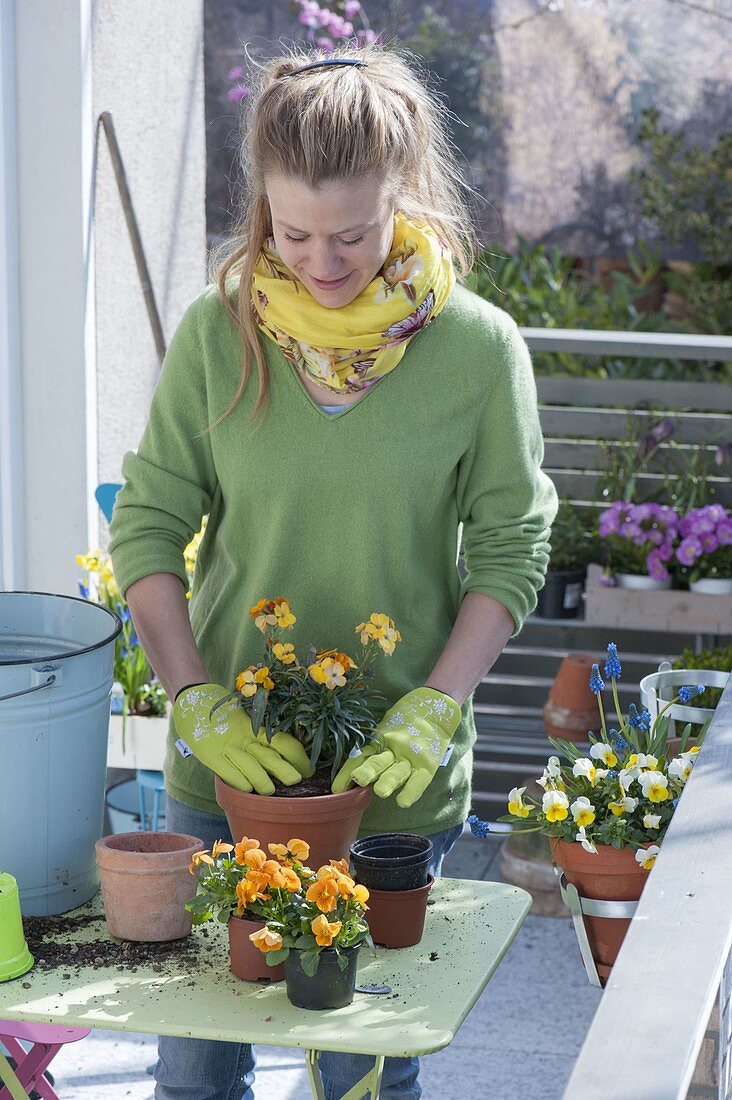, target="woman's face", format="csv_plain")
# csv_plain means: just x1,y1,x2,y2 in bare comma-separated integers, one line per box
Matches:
264,172,396,308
